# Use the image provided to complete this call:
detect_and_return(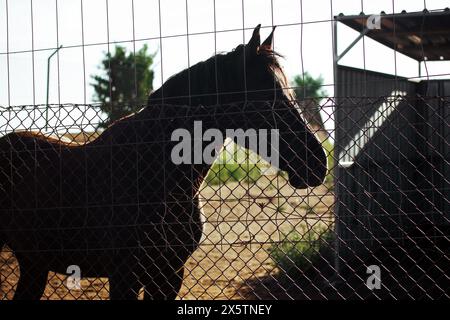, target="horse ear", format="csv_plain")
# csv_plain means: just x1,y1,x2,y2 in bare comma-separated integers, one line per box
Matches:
261,26,276,51
247,24,261,54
